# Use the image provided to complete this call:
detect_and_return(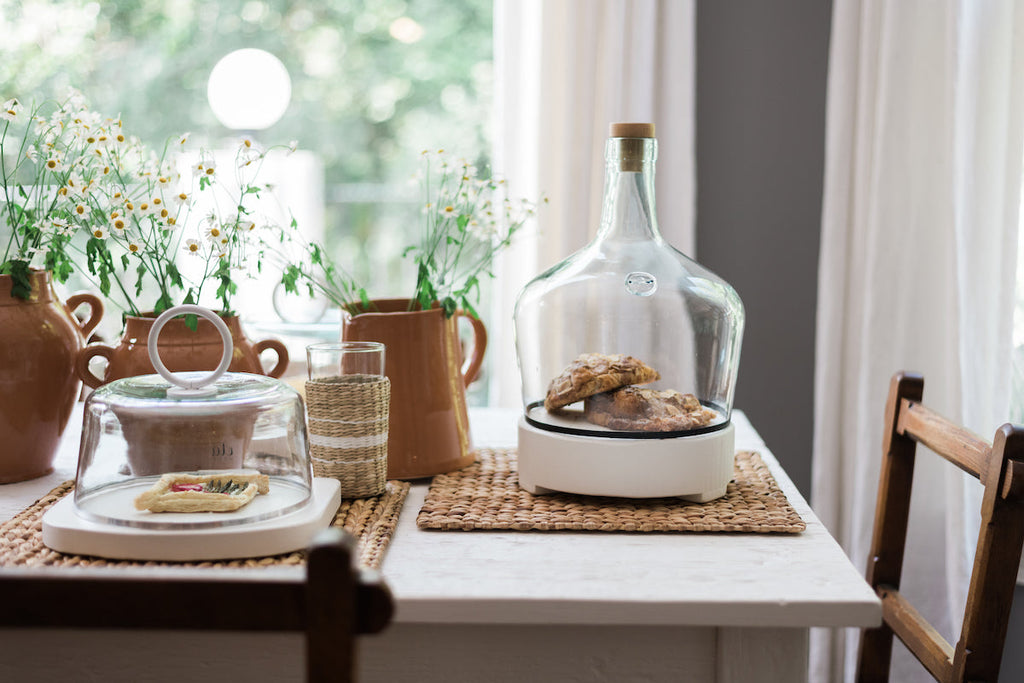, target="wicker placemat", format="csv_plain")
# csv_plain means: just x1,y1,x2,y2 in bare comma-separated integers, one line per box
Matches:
417,449,805,533
0,480,410,570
